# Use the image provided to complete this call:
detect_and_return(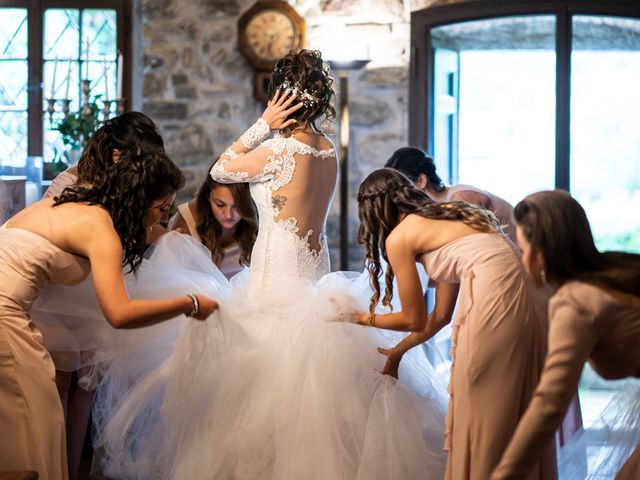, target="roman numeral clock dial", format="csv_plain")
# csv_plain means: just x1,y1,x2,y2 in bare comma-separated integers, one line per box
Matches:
238,1,306,103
